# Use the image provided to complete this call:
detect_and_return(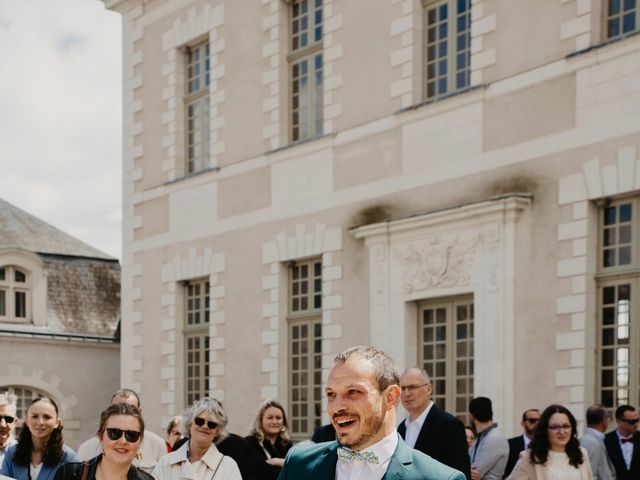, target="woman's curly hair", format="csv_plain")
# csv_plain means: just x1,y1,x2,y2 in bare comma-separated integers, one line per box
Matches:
529,404,584,468
13,397,64,467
